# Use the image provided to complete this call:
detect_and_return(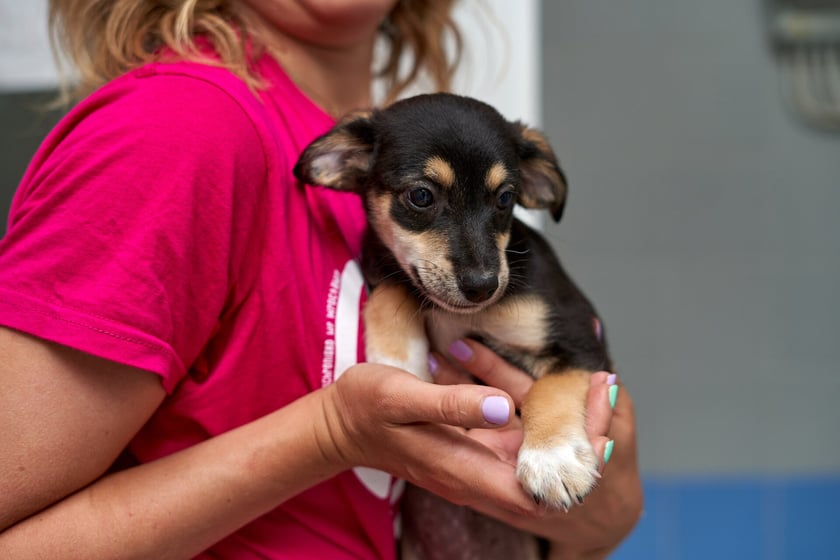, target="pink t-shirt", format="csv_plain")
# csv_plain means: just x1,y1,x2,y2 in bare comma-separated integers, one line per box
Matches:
0,54,400,559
